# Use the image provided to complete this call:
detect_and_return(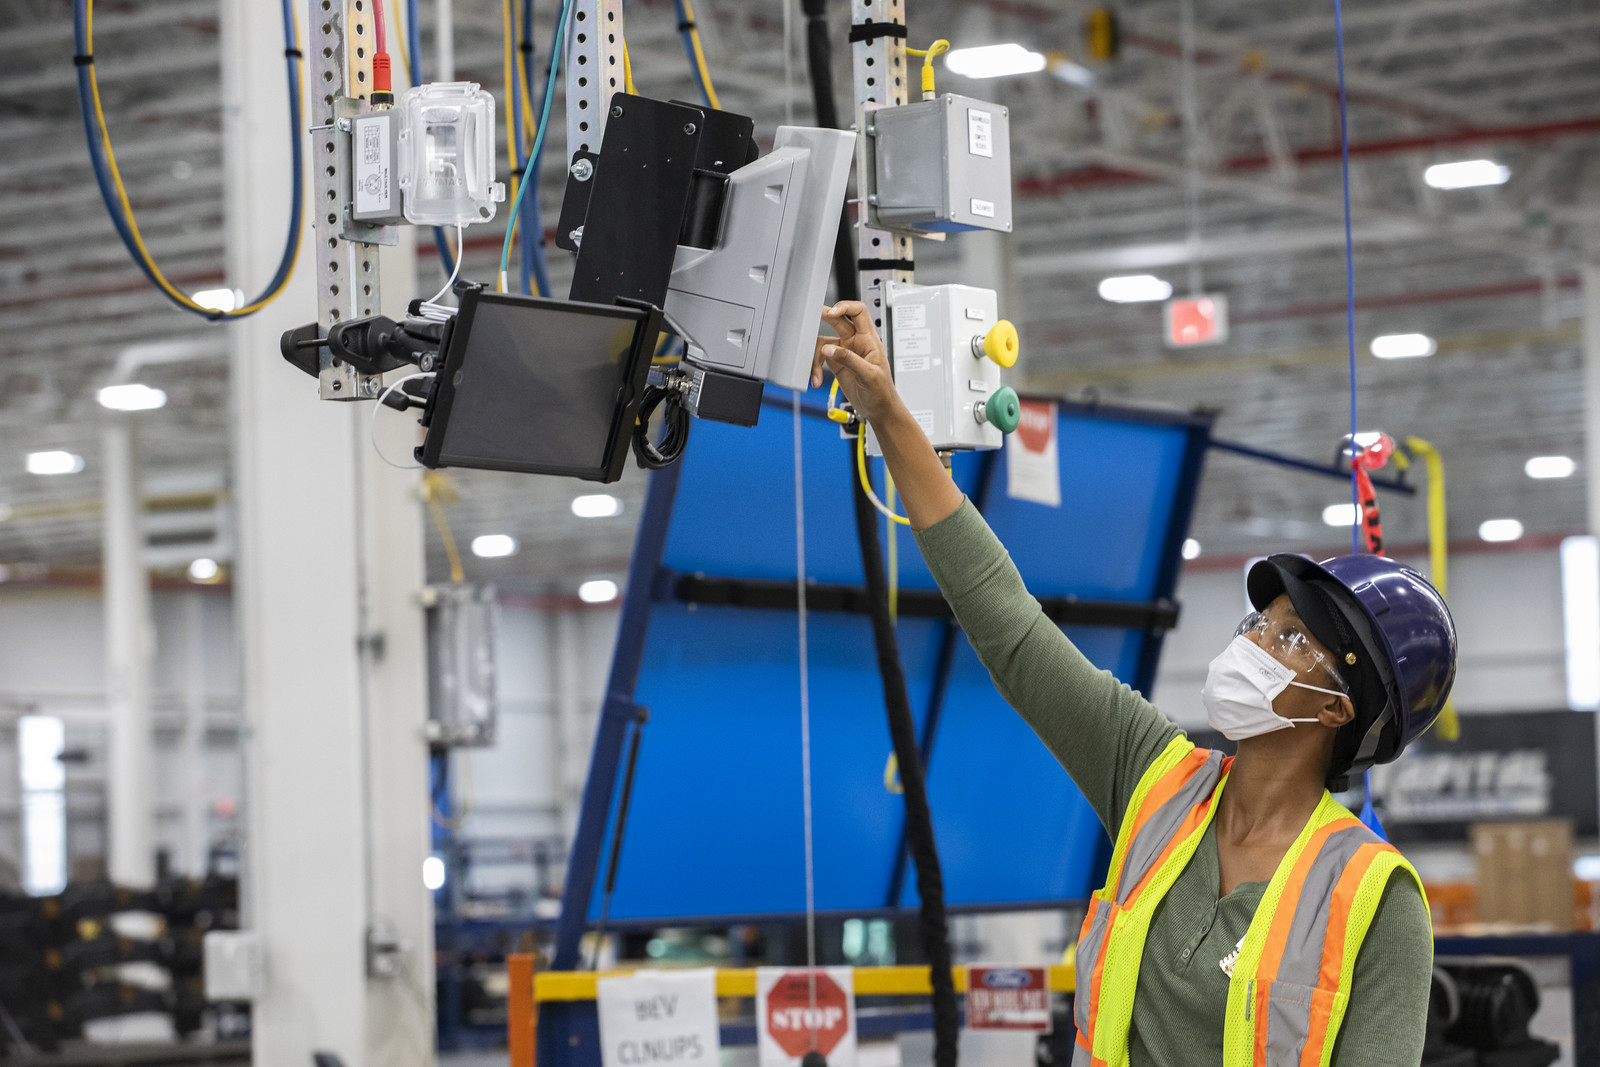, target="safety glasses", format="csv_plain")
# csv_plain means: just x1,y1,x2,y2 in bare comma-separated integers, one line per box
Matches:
1234,610,1350,694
